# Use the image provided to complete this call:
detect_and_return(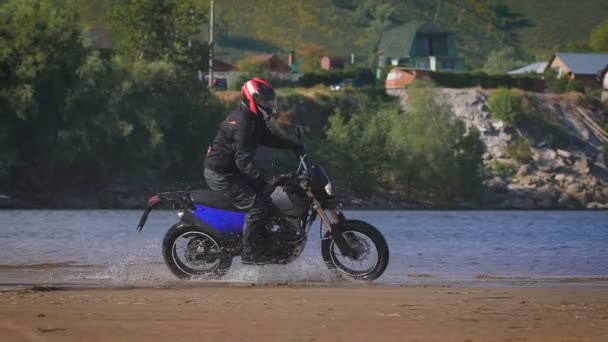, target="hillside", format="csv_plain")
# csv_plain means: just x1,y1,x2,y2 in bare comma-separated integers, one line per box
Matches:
76,0,608,68
499,0,608,56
